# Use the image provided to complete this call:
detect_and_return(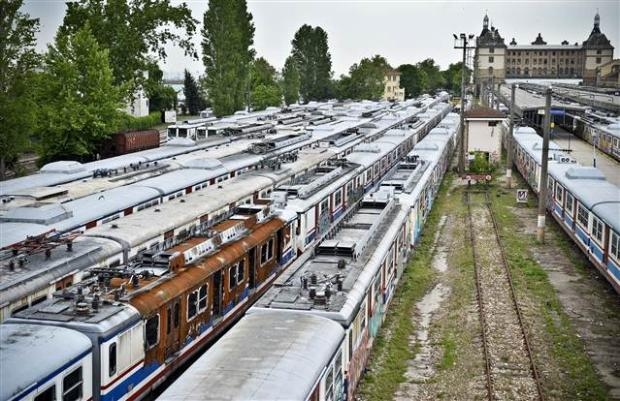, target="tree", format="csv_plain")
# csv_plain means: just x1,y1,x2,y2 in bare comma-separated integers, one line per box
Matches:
144,62,177,112
332,75,353,101
441,62,472,93
248,57,280,110
347,55,391,100
37,27,123,163
291,25,332,102
398,64,428,98
0,0,40,179
60,0,197,94
251,84,281,111
202,0,255,117
184,69,202,115
281,56,300,105
417,58,445,92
